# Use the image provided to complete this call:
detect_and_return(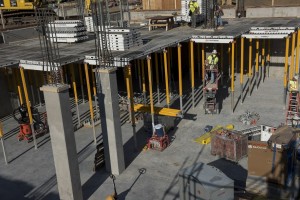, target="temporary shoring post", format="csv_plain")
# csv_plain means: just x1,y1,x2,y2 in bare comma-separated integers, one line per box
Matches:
16,69,24,105
267,39,271,77
284,36,290,106
178,43,183,114
35,70,42,107
91,66,98,115
290,32,296,80
255,39,259,90
228,45,231,80
147,56,155,127
84,63,96,145
190,40,195,109
262,39,265,82
231,41,235,113
296,30,300,75
240,37,244,104
155,53,160,104
137,59,142,92
141,59,147,104
248,38,253,96
20,67,37,150
221,44,224,85
197,43,201,80
163,49,170,108
71,64,81,126
0,121,8,164
78,64,85,104
125,65,137,150
202,43,205,83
